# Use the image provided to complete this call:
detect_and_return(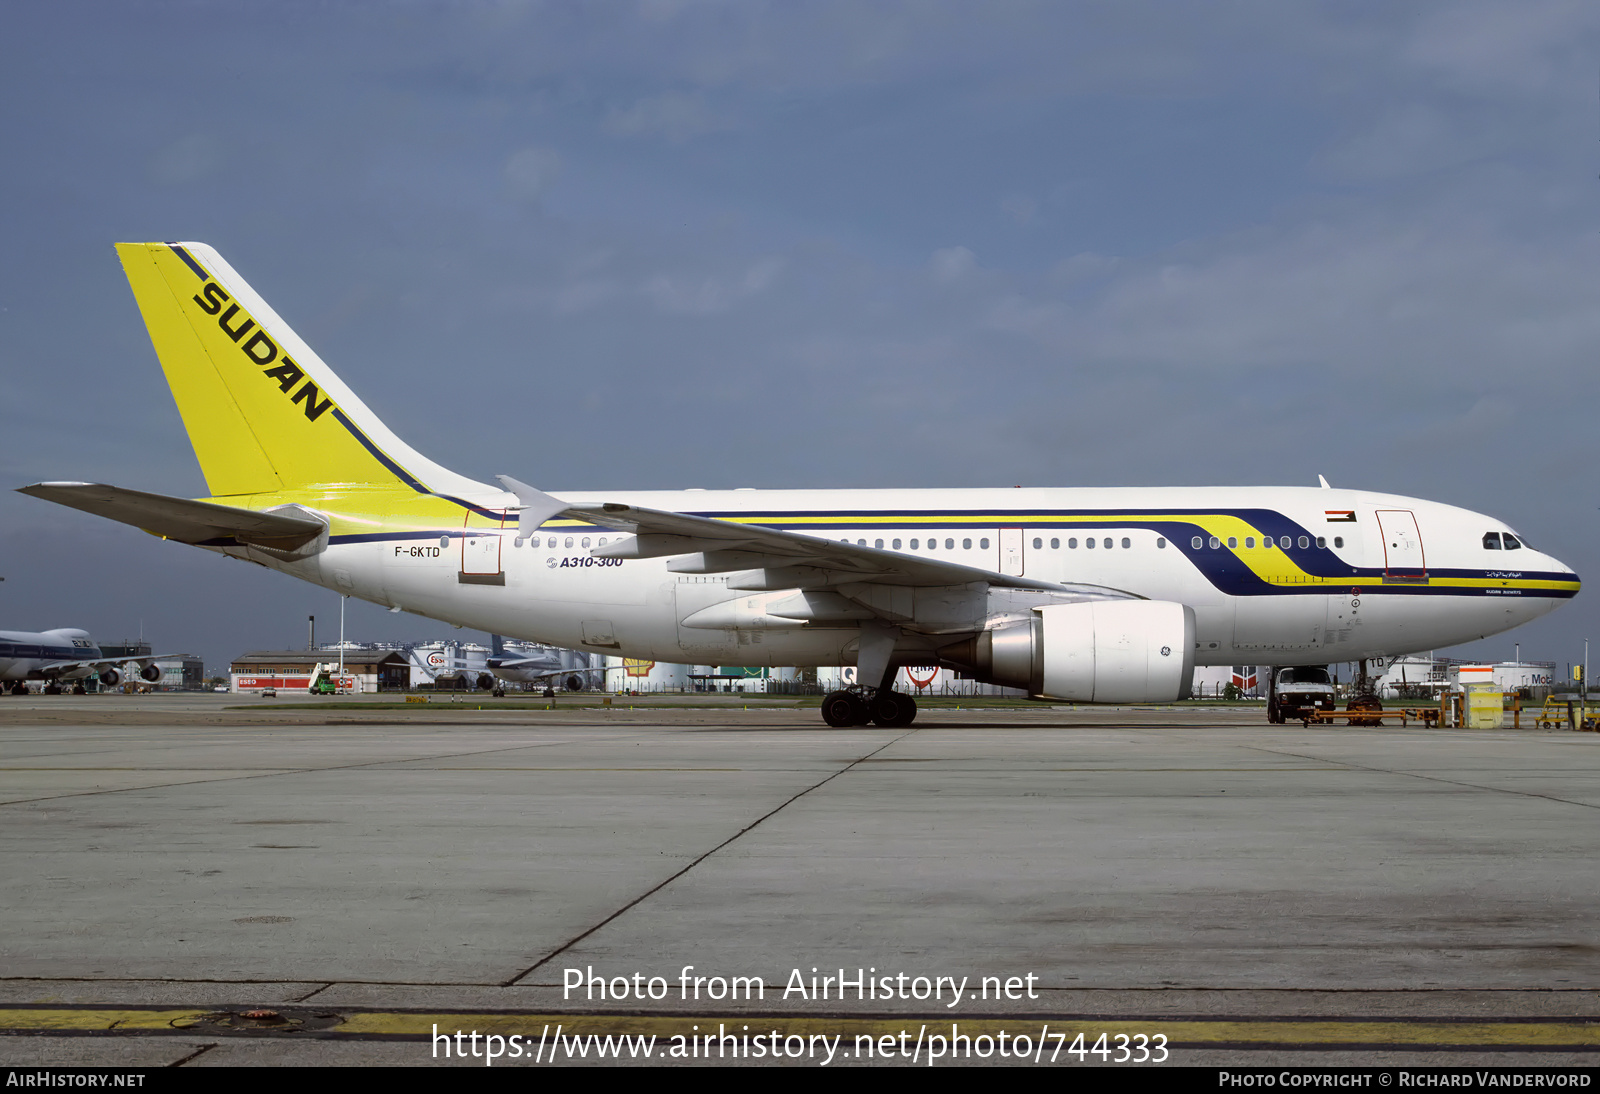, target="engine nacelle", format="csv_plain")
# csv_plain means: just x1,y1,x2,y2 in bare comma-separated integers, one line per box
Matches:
476,673,496,692
942,600,1196,702
140,663,163,683
564,673,585,692
99,667,121,688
